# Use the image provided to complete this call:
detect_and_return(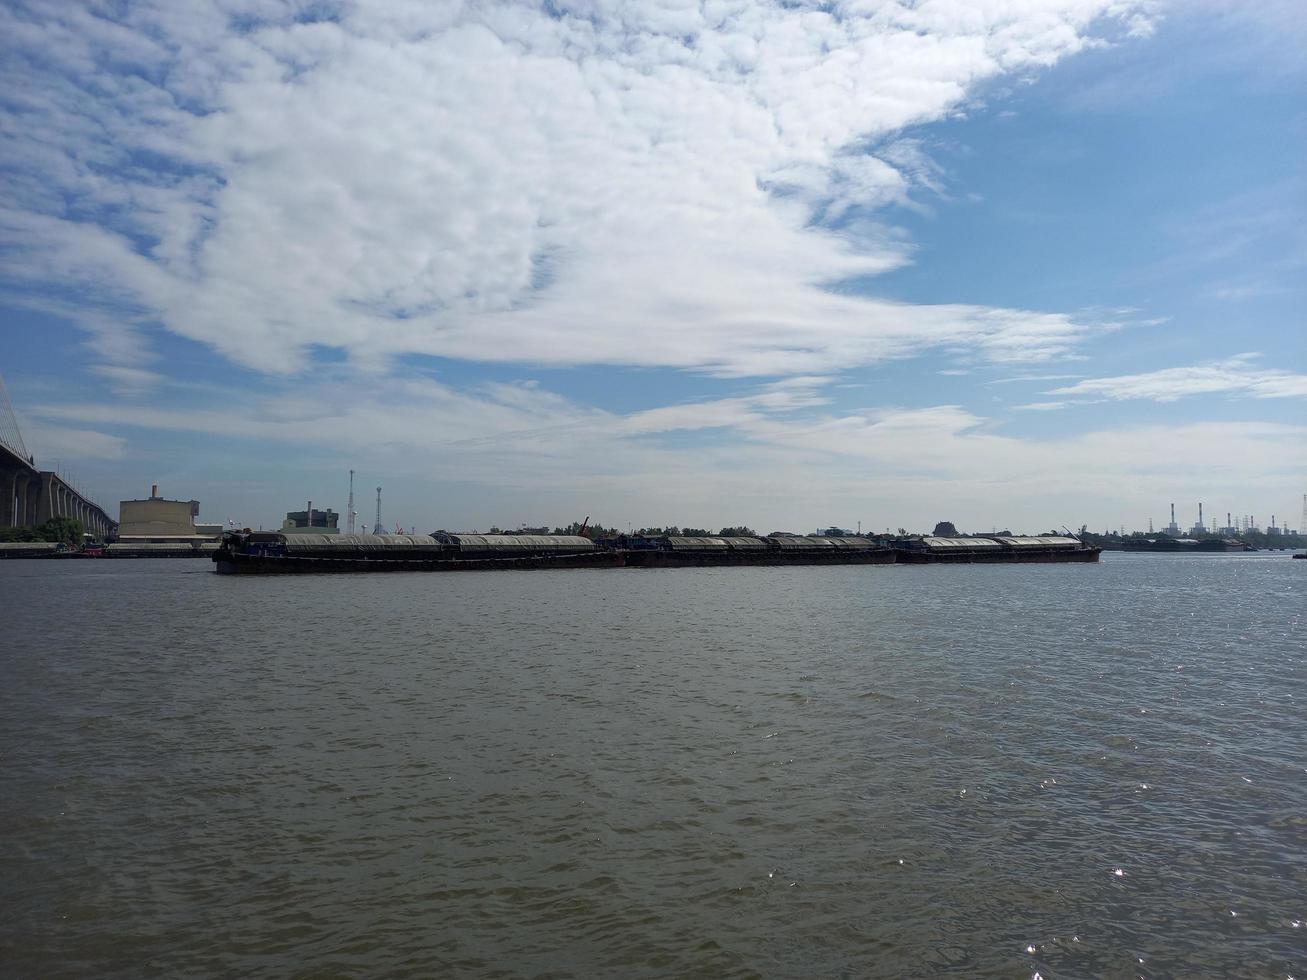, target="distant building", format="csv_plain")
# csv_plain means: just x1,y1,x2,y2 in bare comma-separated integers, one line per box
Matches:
117,485,216,543
282,504,340,534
